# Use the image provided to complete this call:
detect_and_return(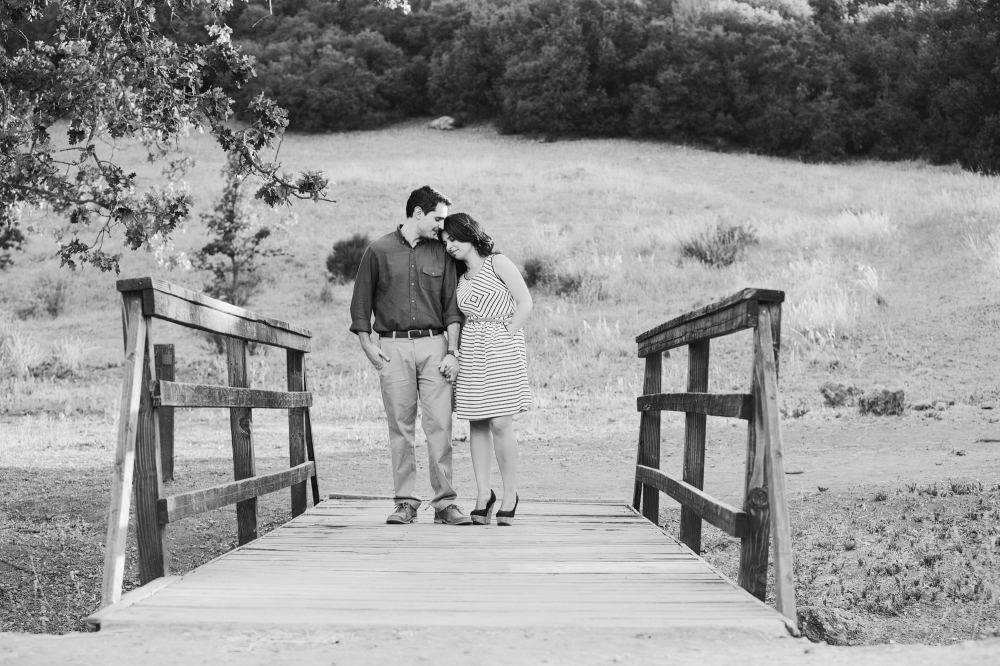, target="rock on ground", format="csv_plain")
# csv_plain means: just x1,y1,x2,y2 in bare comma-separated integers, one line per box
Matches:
428,116,455,130
798,605,863,646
